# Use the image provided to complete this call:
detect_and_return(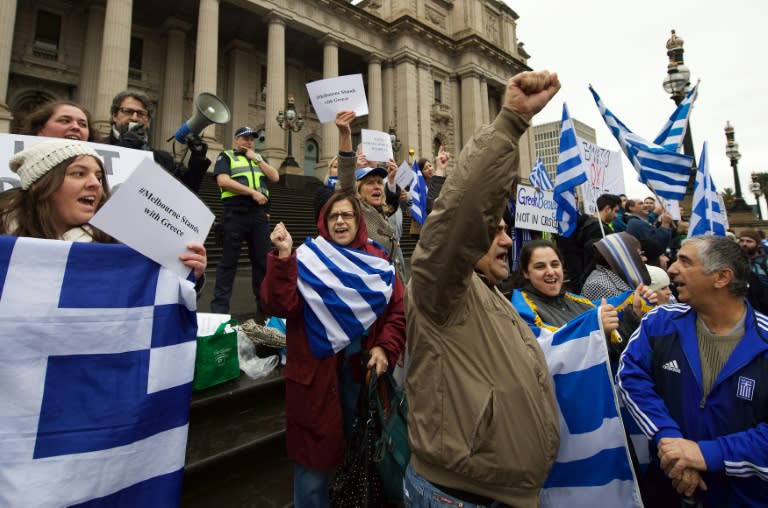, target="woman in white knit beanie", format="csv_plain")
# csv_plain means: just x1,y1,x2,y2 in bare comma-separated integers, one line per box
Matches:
0,138,207,280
